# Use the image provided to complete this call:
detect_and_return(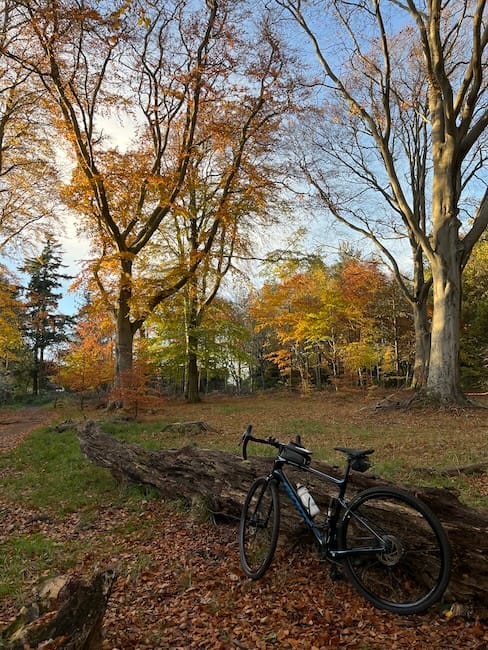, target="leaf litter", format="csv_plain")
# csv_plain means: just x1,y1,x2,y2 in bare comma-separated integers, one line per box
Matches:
1,398,488,648
3,496,486,649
